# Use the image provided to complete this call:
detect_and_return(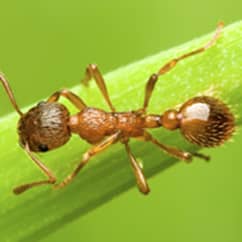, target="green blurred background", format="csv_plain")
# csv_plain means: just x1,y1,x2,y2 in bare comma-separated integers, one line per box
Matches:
0,1,241,242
